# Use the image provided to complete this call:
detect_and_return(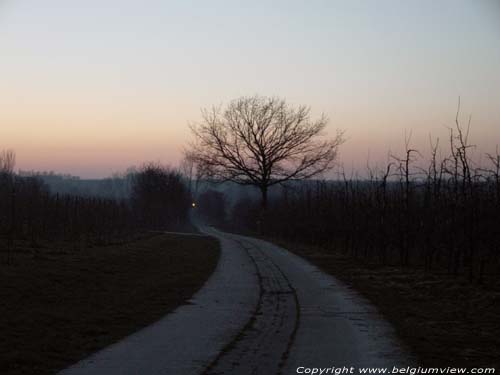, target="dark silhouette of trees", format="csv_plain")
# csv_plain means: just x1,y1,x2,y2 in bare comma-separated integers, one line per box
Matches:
197,189,226,225
131,163,191,230
188,95,344,208
0,150,16,262
230,108,500,284
0,150,16,175
1,156,192,261
0,174,137,252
